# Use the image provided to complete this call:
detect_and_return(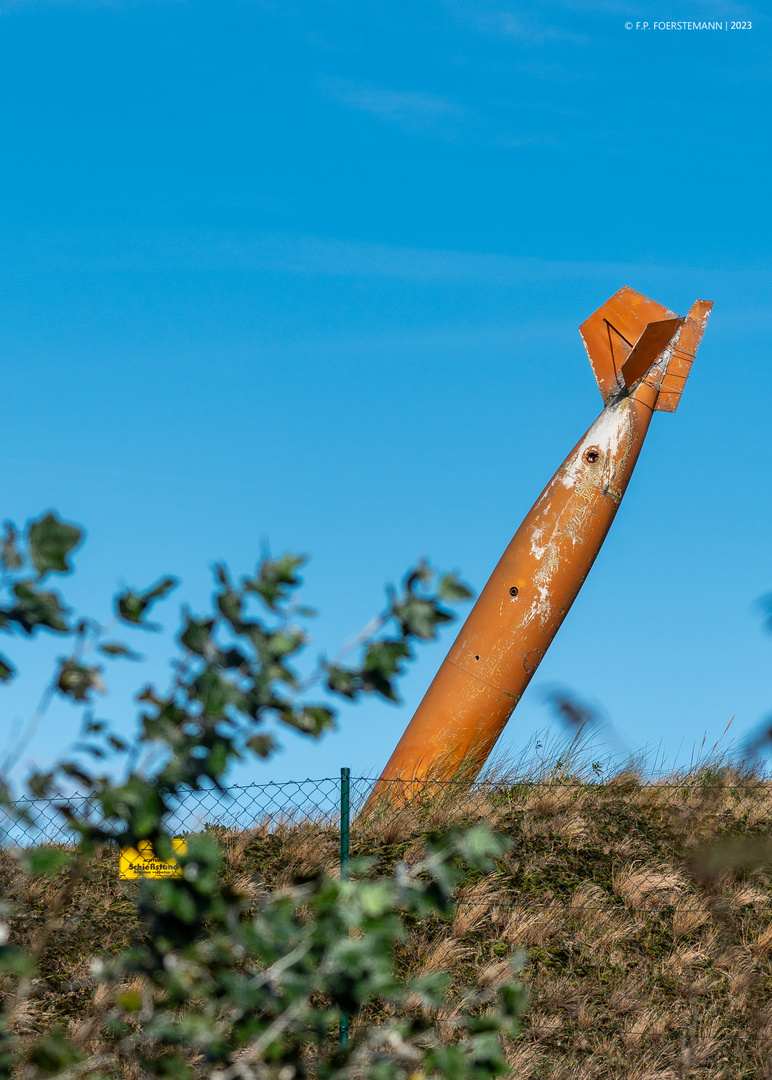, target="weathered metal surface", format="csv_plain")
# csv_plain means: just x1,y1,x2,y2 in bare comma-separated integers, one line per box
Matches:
369,288,713,799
